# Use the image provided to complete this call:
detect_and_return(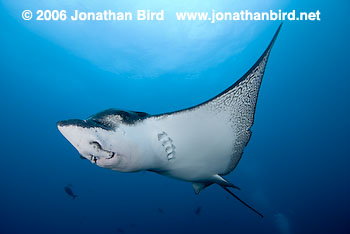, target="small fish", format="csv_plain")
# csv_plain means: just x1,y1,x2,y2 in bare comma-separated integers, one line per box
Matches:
157,208,164,213
194,206,202,215
64,185,78,199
